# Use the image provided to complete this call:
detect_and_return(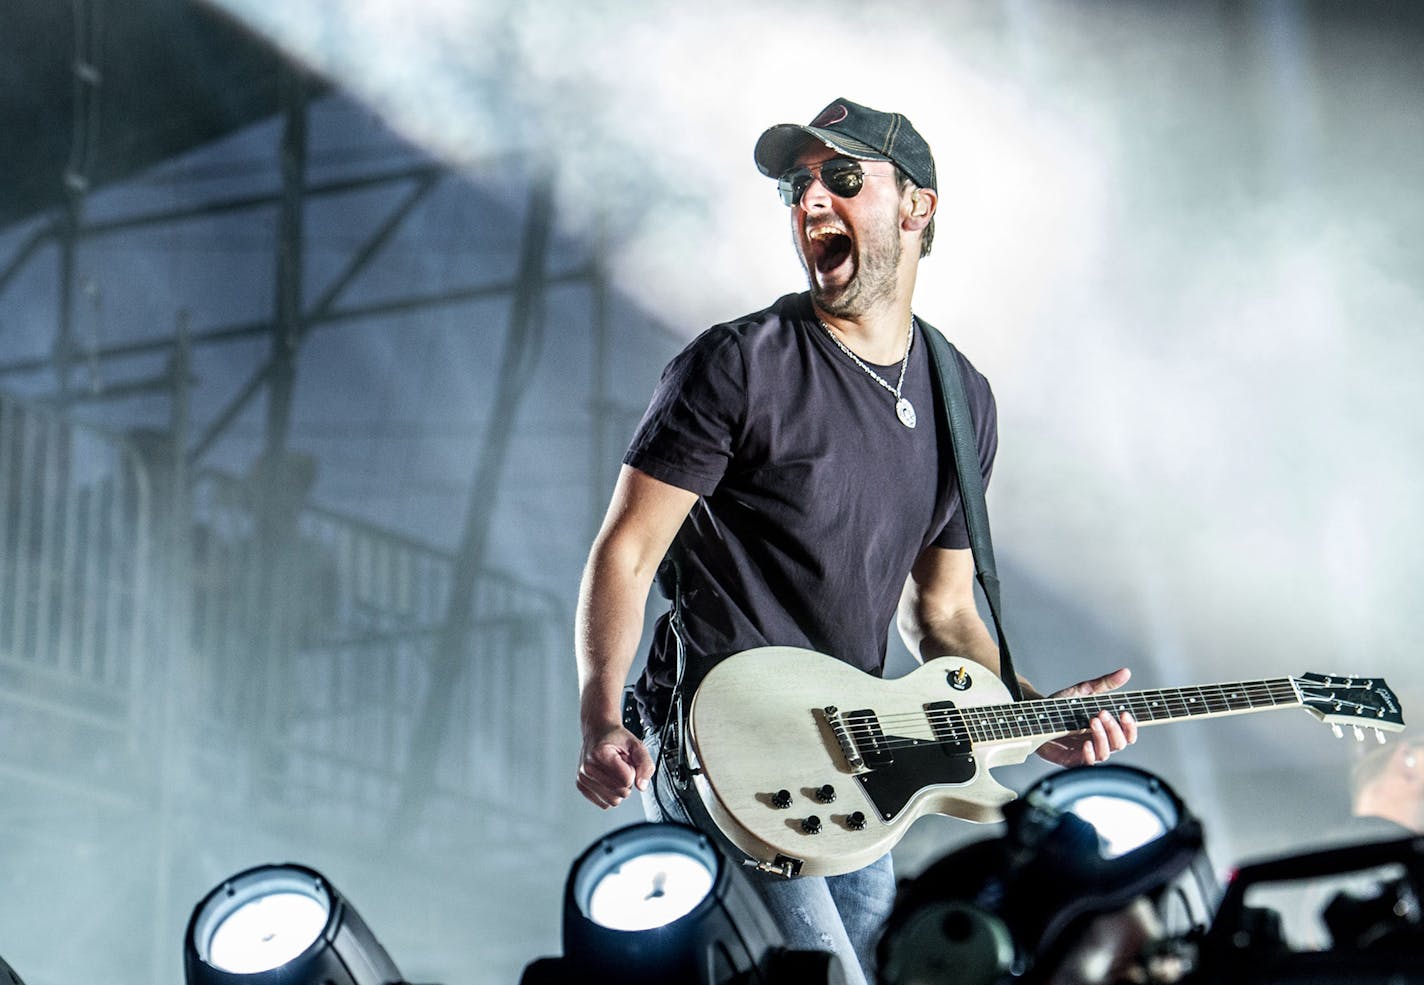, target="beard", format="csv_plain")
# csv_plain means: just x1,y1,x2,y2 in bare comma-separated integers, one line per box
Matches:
803,215,903,318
